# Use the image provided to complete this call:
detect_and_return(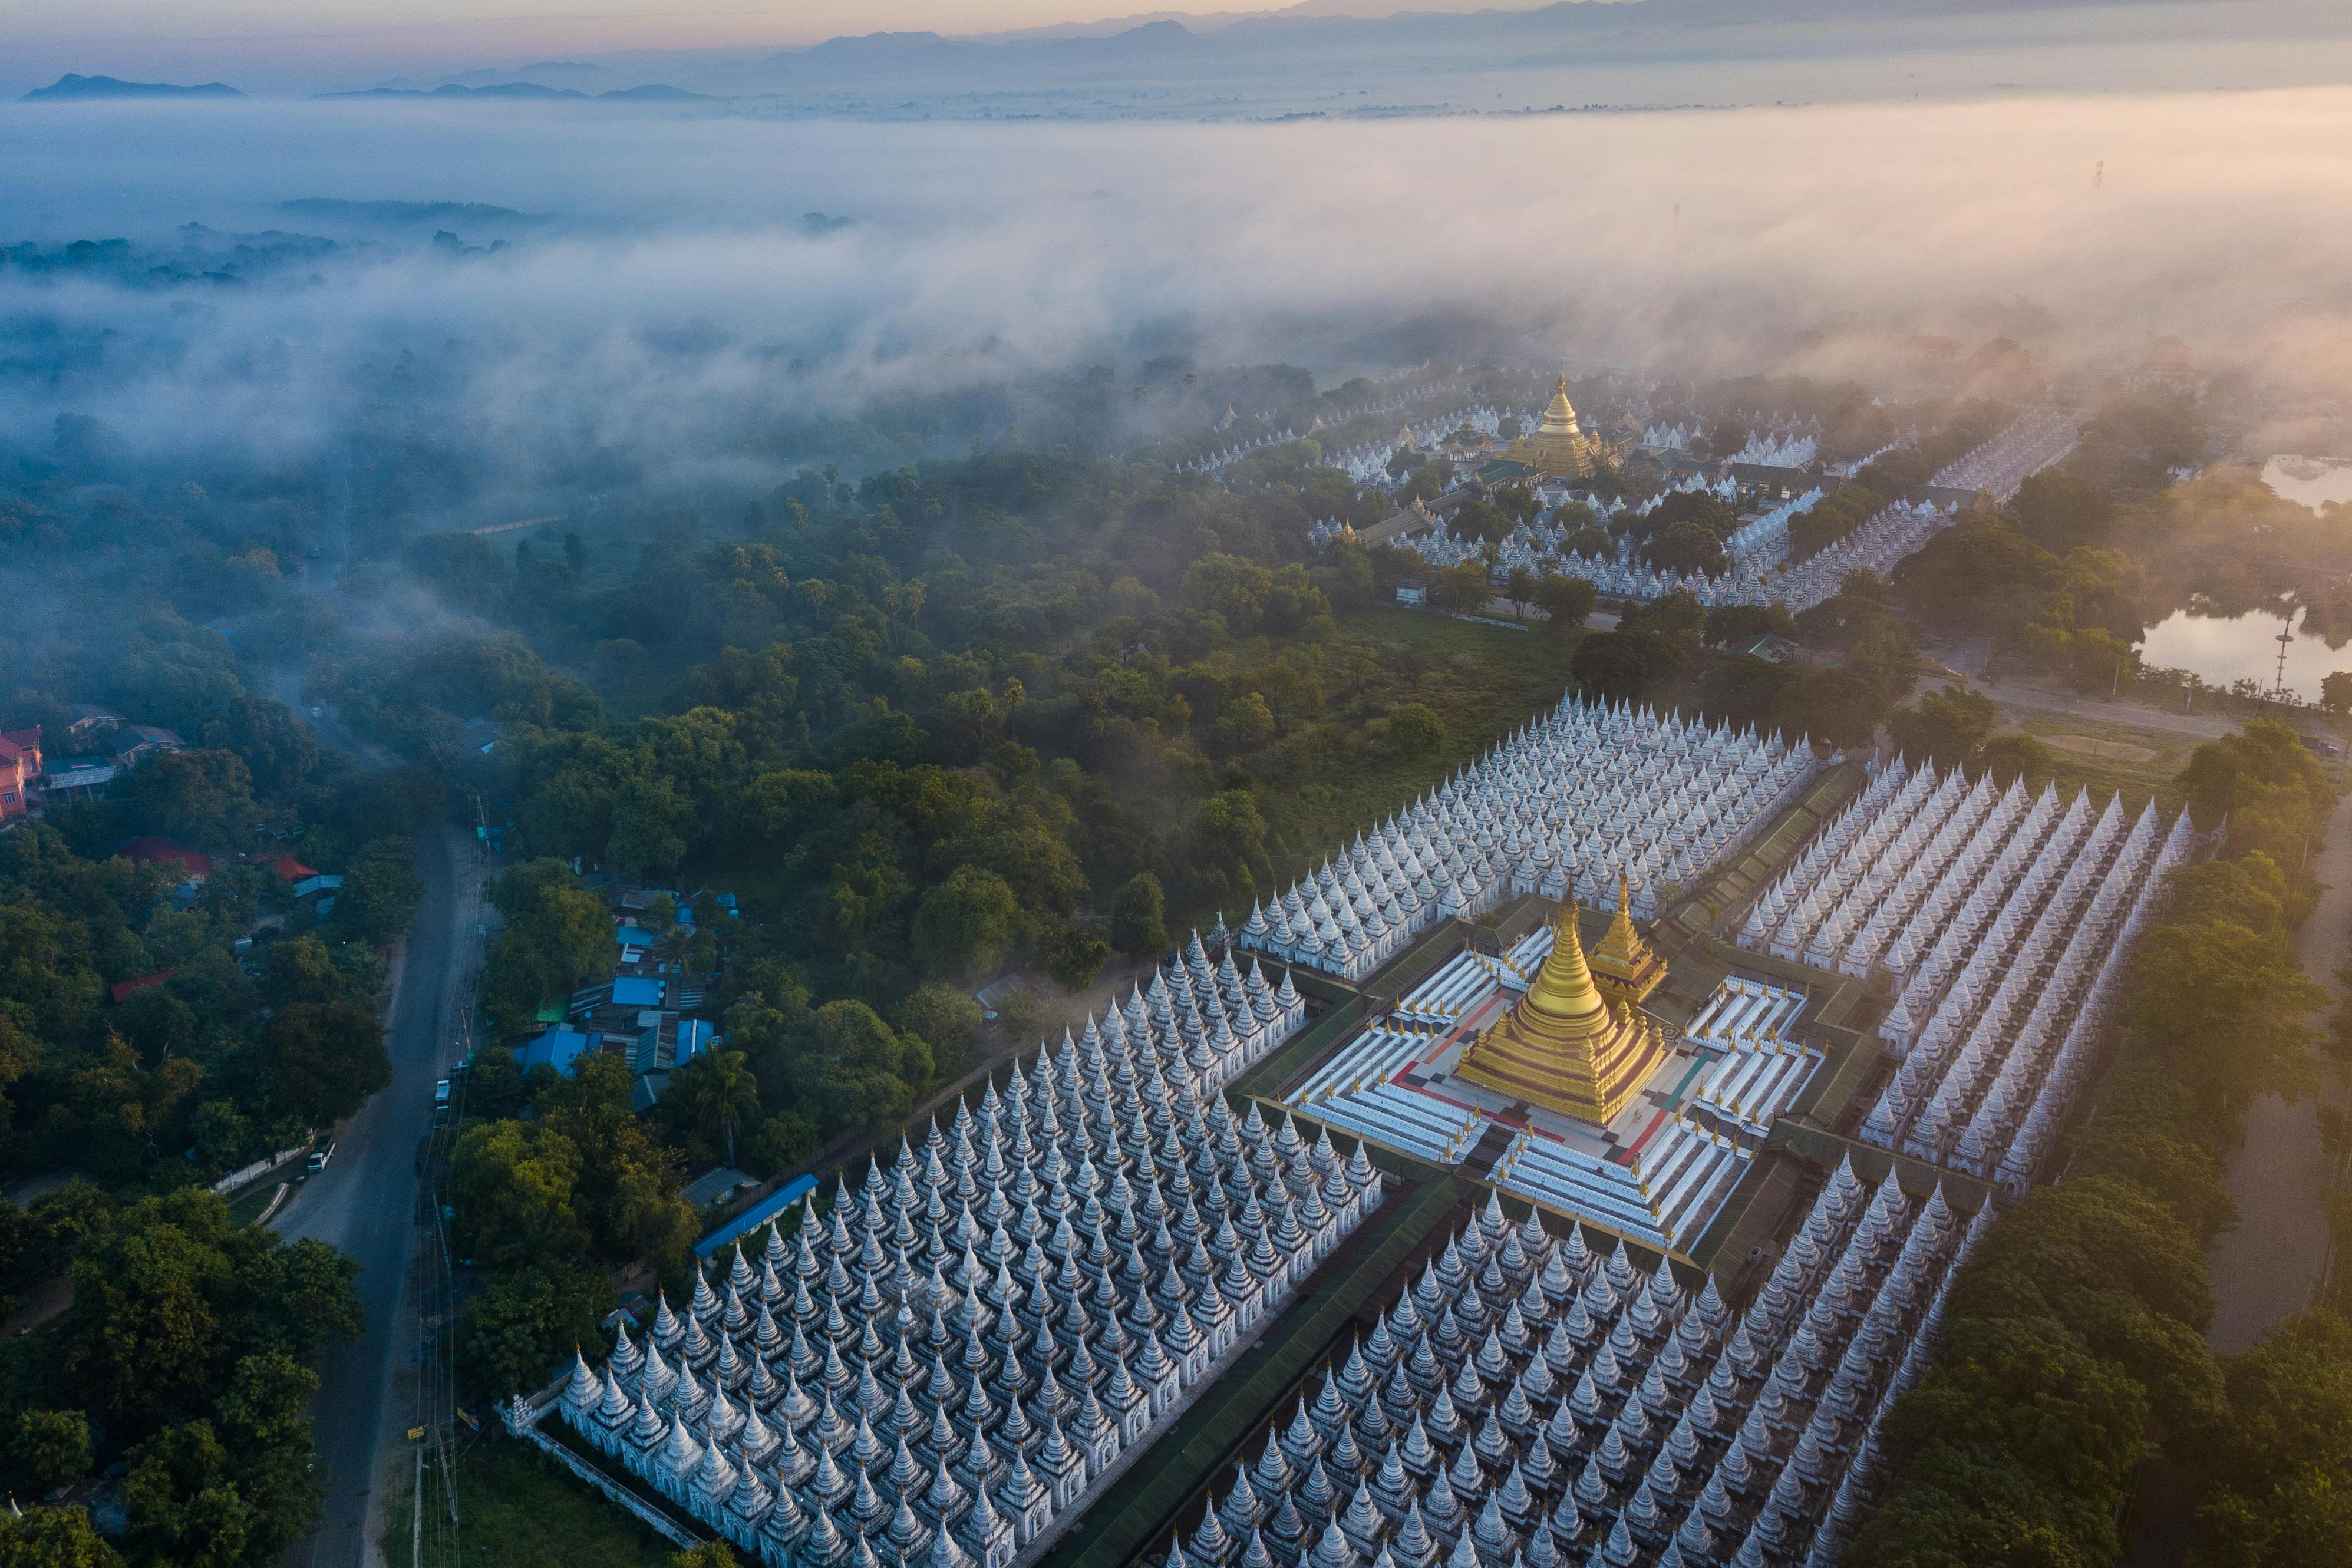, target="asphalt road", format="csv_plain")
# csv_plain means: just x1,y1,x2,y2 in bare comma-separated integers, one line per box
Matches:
1912,671,2245,743
273,826,468,1566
